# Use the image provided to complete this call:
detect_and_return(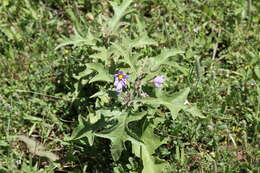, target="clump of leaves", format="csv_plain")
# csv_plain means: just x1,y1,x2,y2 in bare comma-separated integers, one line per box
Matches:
55,0,204,172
